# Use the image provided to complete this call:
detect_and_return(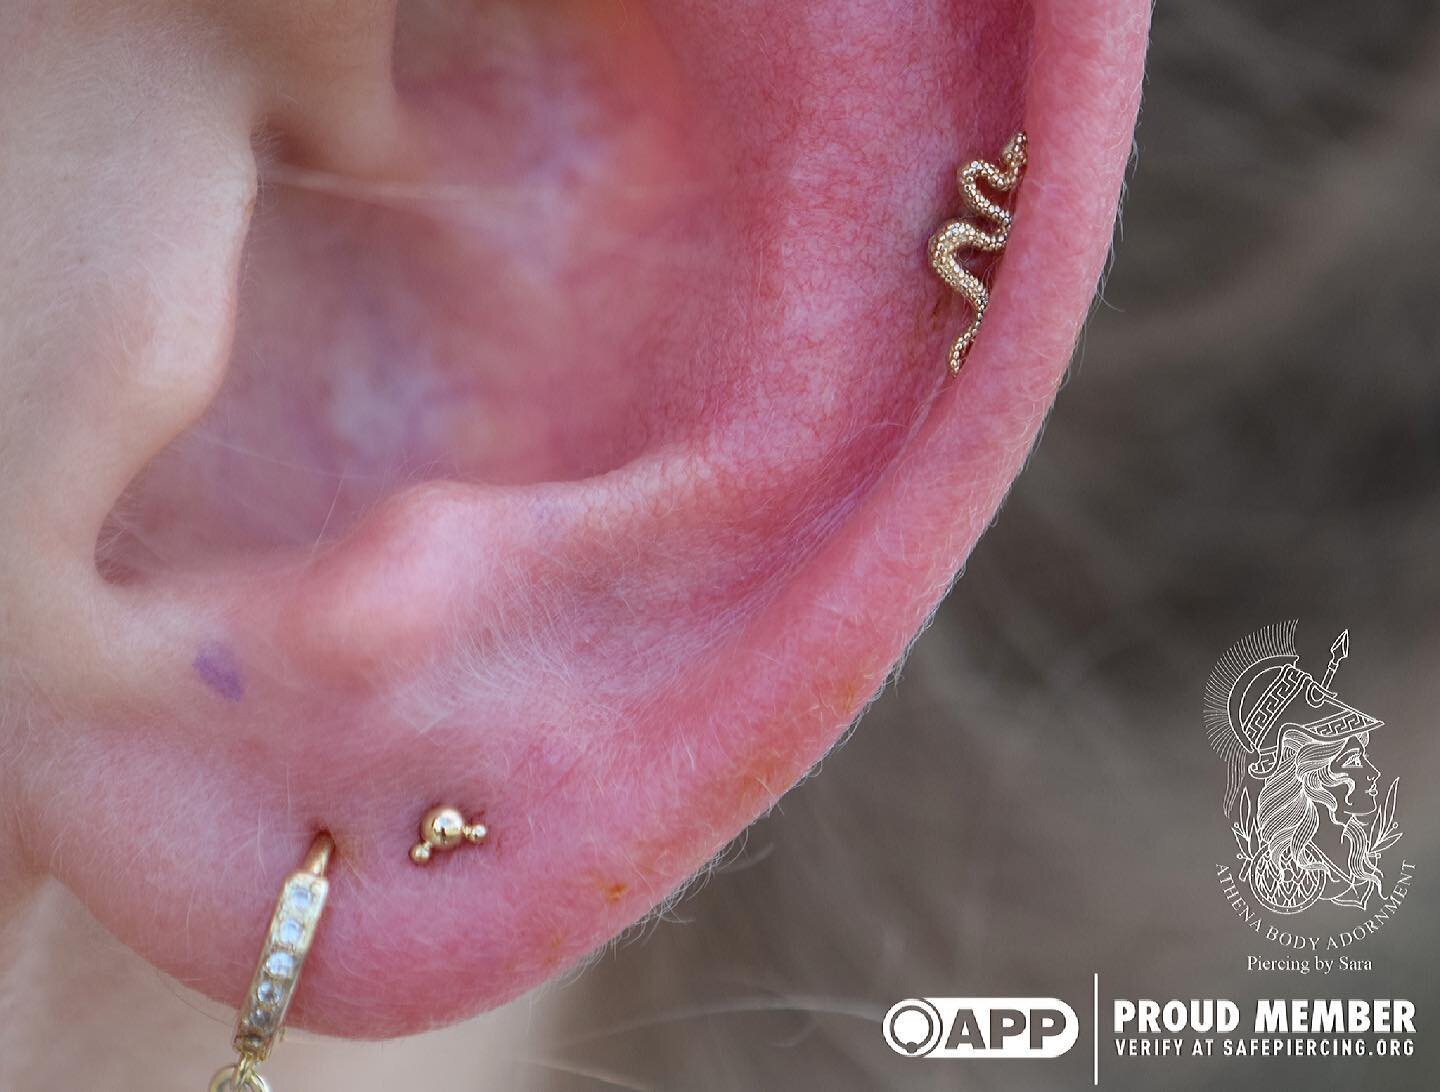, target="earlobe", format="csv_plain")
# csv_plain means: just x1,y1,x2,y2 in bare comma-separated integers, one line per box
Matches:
5,0,1149,1040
